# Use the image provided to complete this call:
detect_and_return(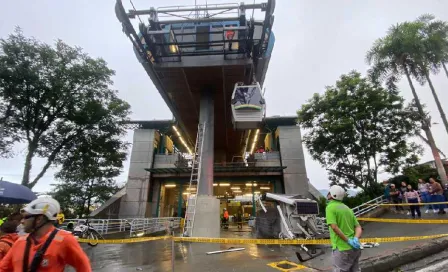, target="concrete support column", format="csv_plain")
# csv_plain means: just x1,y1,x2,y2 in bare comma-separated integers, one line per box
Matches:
119,129,156,218
278,126,310,197
198,91,214,196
